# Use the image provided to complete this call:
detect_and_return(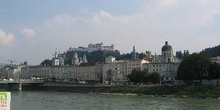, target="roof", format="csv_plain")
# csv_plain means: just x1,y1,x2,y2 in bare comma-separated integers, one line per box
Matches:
162,41,172,51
